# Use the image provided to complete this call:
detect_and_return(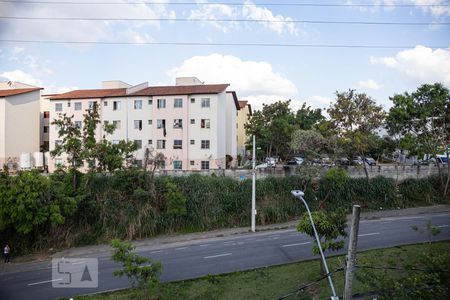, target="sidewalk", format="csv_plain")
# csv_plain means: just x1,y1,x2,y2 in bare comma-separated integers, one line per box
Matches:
1,204,449,274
